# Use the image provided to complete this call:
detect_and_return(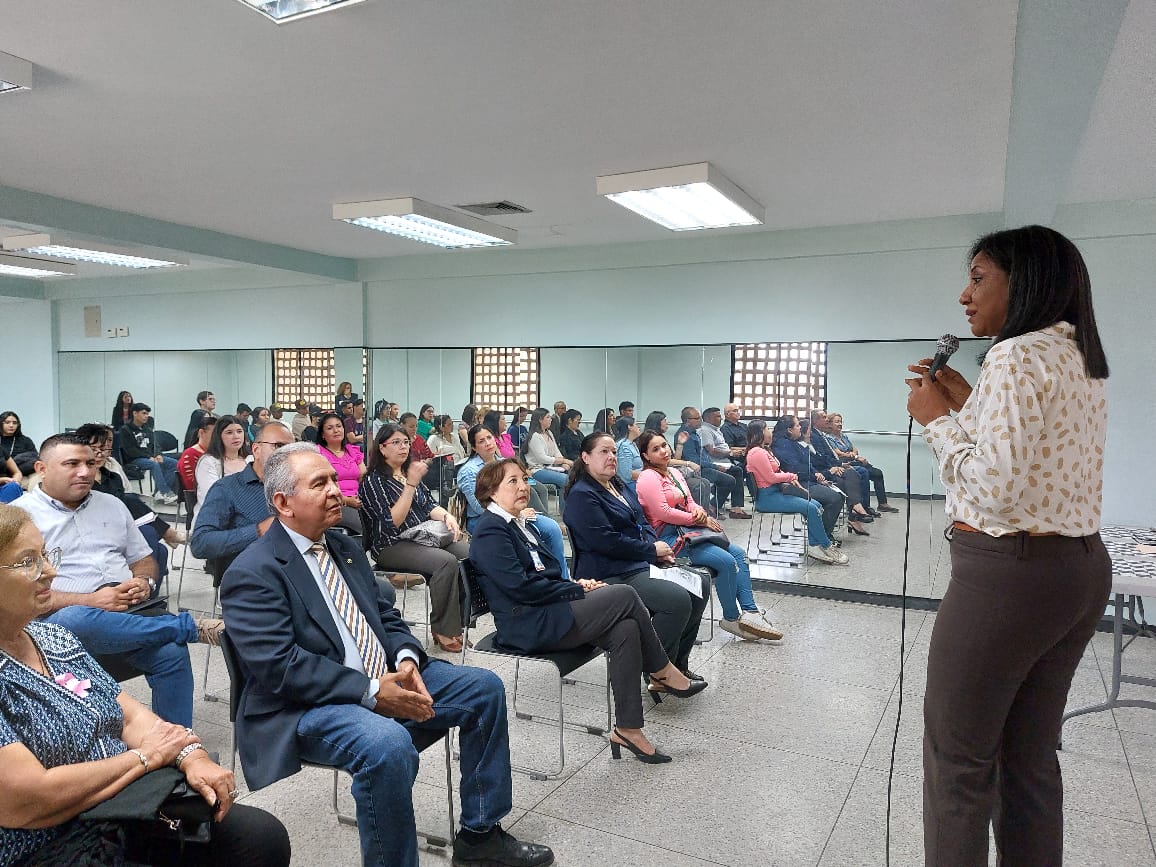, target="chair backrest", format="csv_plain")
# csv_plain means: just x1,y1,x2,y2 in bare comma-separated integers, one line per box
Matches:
206,554,238,589
457,559,492,628
182,490,197,531
155,430,179,454
218,630,243,724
